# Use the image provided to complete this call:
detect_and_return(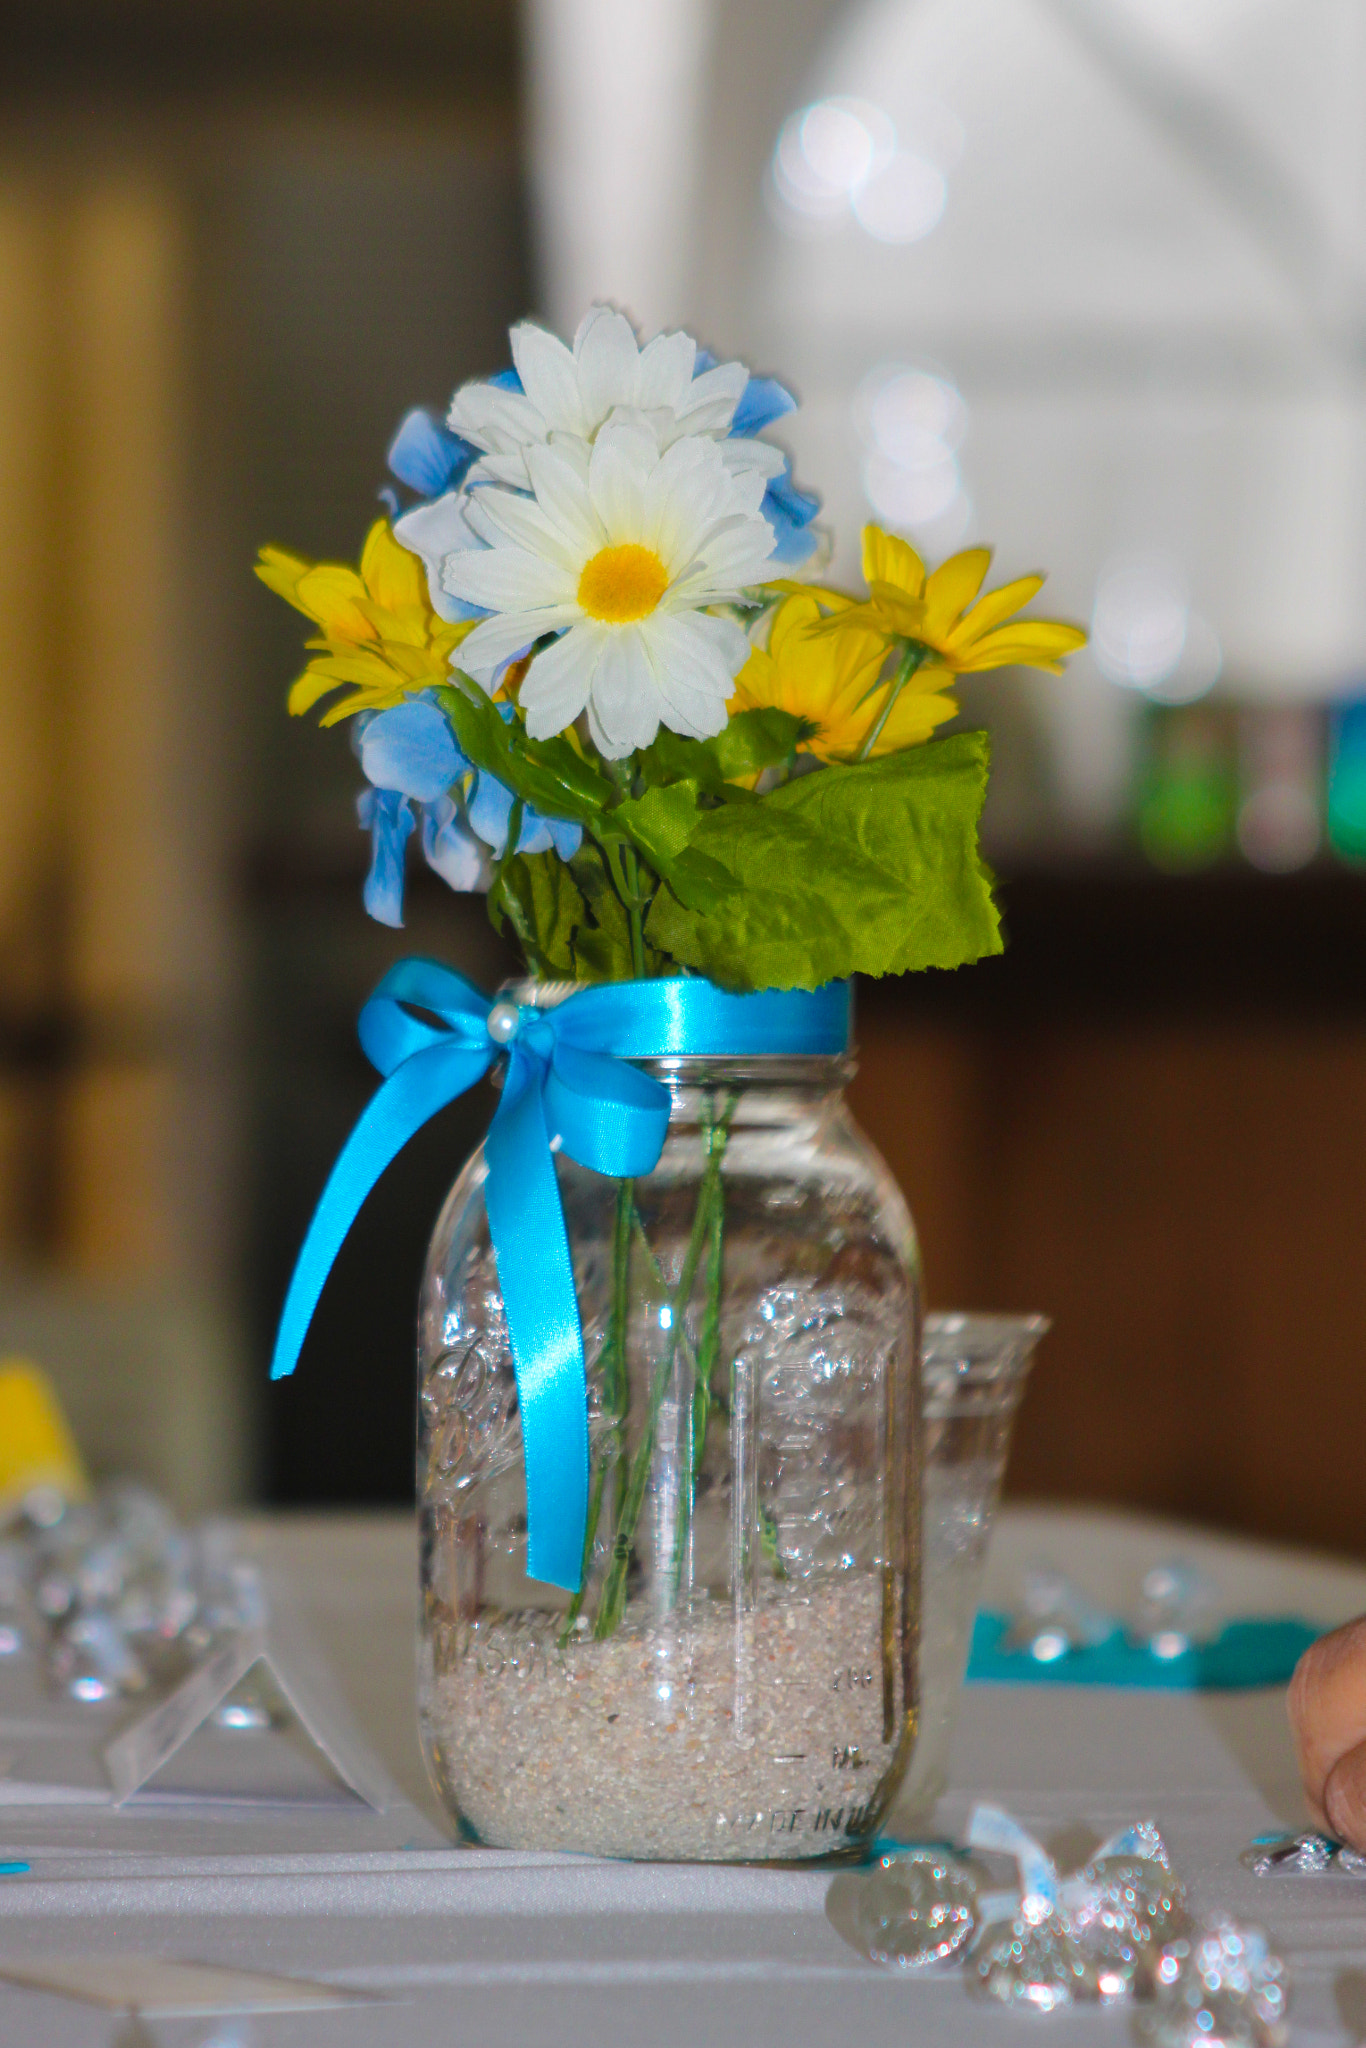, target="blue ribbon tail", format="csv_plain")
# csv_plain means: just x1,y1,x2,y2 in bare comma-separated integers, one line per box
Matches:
270,1039,493,1383
484,1046,592,1591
